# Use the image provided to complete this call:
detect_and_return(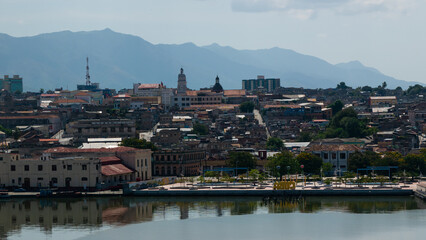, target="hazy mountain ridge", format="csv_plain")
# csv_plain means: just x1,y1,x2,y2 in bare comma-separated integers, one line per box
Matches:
0,29,420,91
